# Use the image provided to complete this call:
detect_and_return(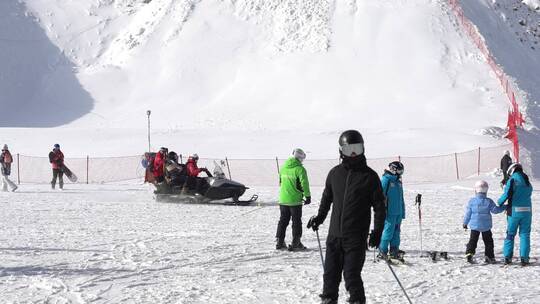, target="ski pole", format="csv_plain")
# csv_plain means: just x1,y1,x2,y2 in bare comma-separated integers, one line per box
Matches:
415,194,423,256
385,260,413,304
315,230,325,270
